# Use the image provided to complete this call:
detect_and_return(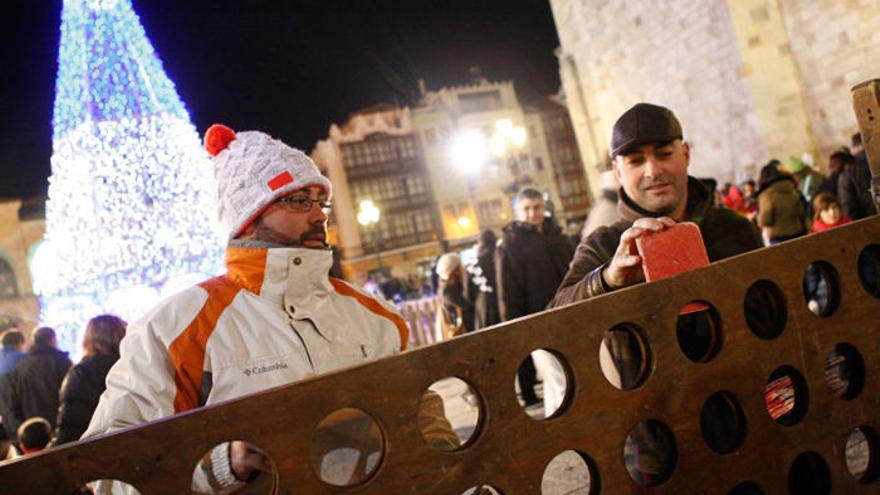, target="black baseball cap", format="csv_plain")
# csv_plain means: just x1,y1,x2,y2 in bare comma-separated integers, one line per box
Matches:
609,103,683,157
